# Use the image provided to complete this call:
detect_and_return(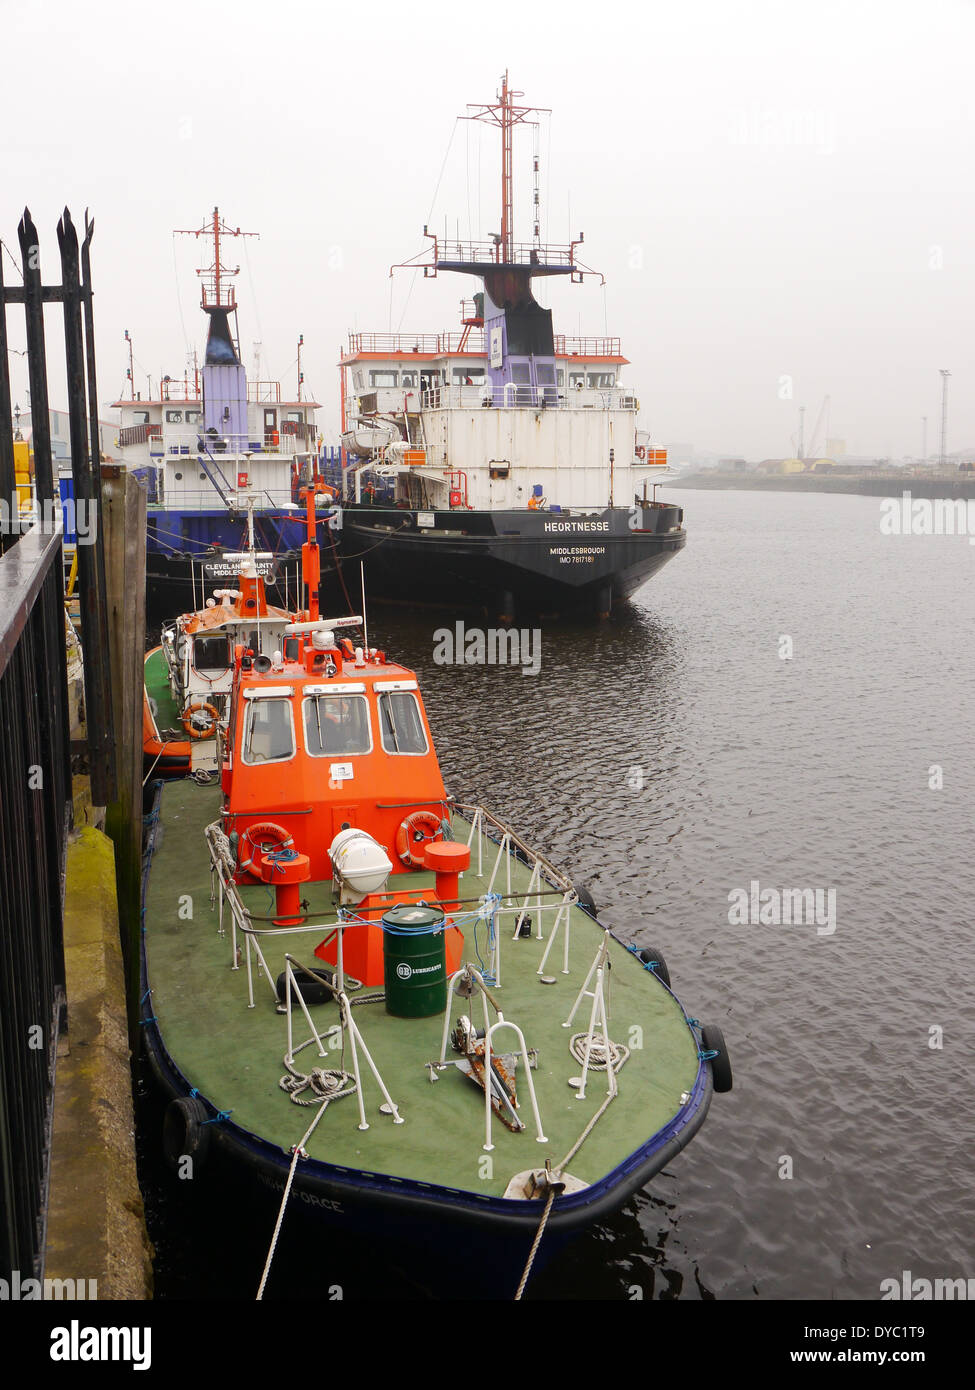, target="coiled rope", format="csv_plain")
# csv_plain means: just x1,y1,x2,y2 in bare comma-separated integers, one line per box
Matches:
568,1032,630,1072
